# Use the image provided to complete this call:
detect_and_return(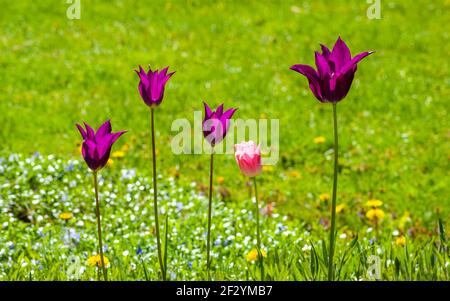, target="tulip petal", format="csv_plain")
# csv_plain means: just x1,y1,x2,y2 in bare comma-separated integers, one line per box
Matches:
330,36,352,71
221,107,237,121
320,44,331,59
76,123,87,140
338,51,374,77
203,102,213,119
162,71,175,86
216,104,224,116
315,52,331,79
290,64,324,101
83,122,95,140
95,120,112,140
111,130,127,144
